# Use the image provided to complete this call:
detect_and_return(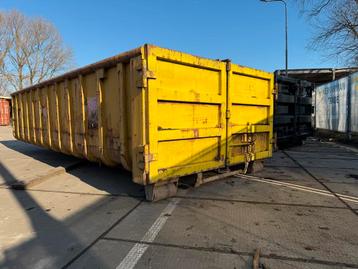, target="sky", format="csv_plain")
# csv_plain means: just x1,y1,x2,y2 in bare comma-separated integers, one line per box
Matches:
0,0,340,72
